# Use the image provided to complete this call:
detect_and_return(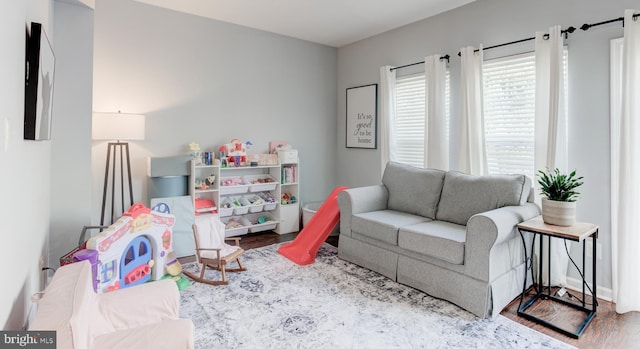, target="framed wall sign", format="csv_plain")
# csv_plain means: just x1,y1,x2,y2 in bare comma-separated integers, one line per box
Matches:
346,83,377,149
